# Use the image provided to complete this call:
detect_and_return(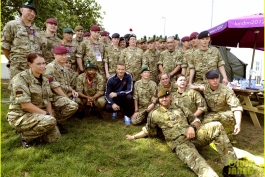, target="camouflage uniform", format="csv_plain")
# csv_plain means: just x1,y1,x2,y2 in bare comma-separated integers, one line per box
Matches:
120,47,143,81
75,72,106,110
181,48,194,82
7,69,61,143
62,40,79,72
131,80,157,125
142,49,160,83
76,40,105,75
202,83,243,137
40,31,61,64
143,105,238,177
103,45,122,76
158,49,187,80
189,46,225,84
172,88,207,120
2,20,45,79
72,37,83,46
45,61,78,123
